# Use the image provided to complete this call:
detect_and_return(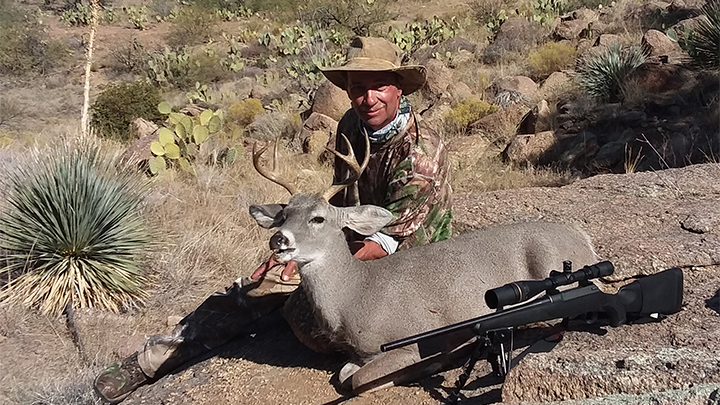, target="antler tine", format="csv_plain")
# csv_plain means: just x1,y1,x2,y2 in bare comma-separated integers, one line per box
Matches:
252,139,298,196
321,130,371,201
